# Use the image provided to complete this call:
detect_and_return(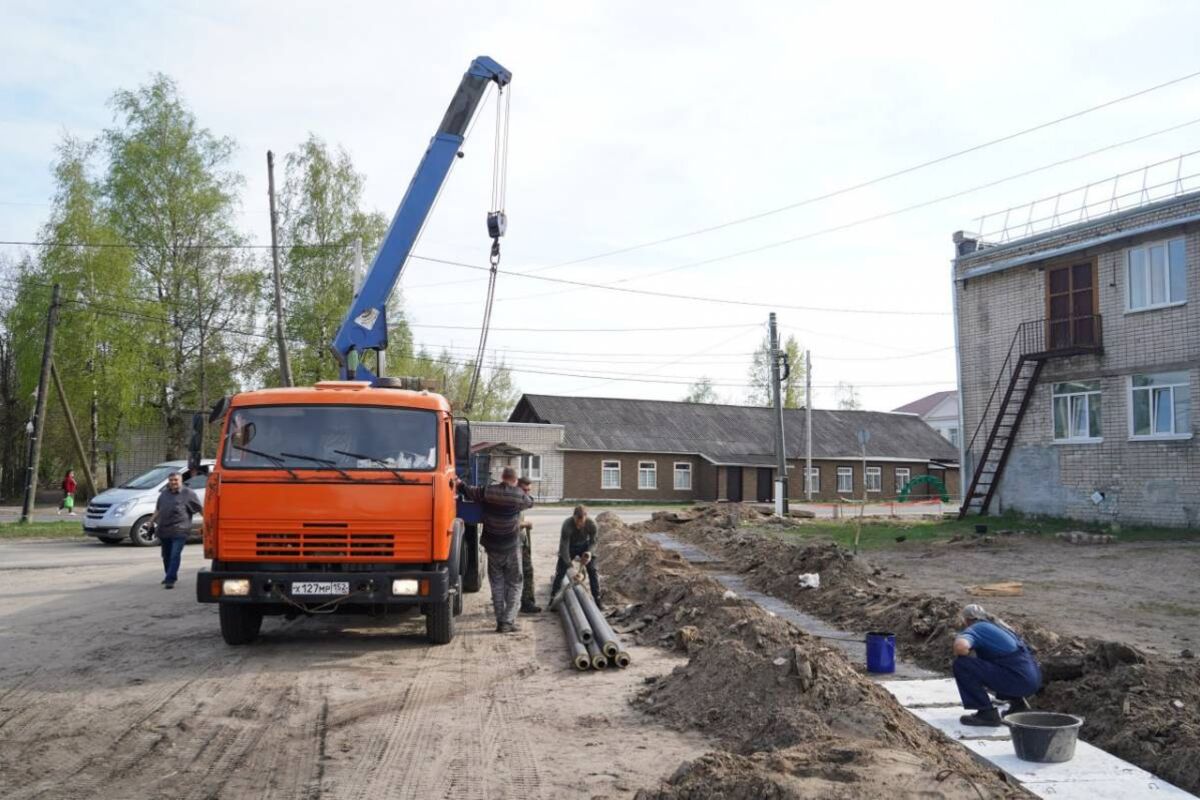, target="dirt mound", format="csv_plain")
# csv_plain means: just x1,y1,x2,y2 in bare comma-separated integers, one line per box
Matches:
598,513,1026,799
637,504,1200,794
636,746,1023,800
1039,659,1200,792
